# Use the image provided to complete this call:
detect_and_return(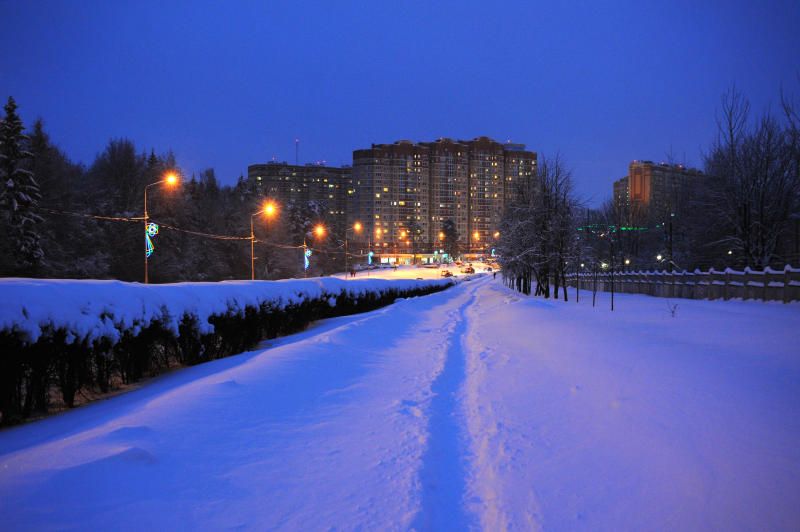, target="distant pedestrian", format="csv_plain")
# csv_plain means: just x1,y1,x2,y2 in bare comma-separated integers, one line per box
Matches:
493,271,497,280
